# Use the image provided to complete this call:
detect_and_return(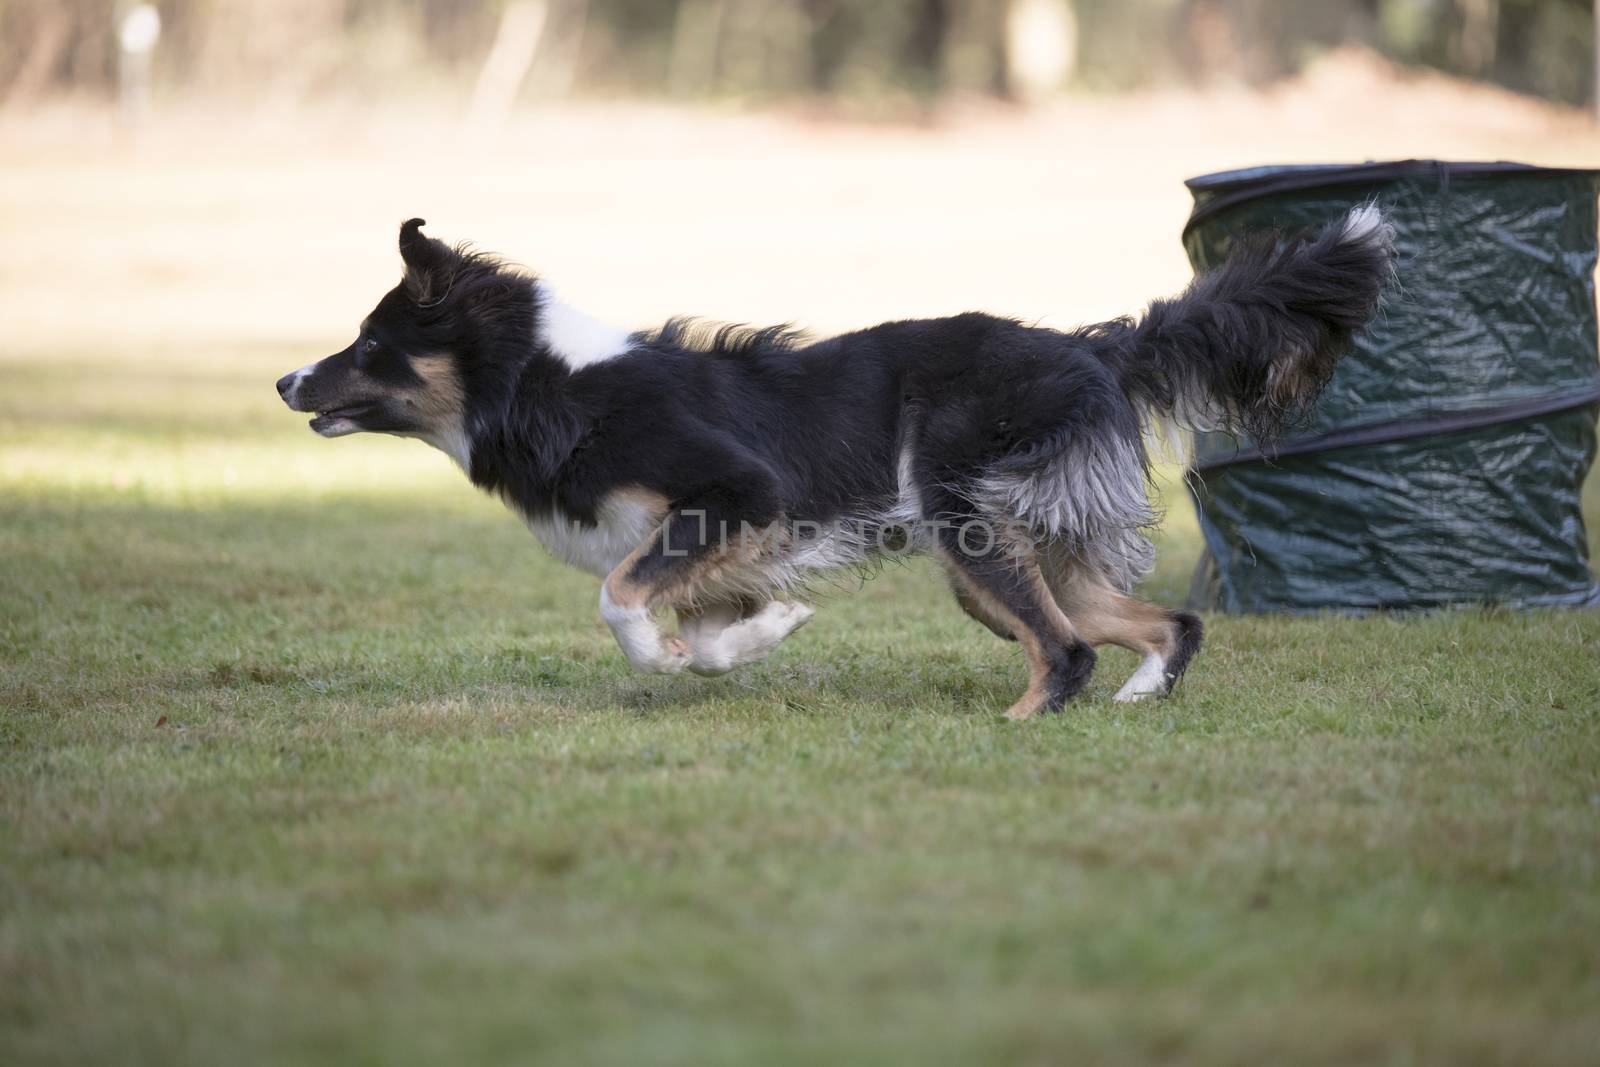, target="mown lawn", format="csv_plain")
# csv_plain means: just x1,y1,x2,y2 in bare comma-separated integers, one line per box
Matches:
3,348,1599,1066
